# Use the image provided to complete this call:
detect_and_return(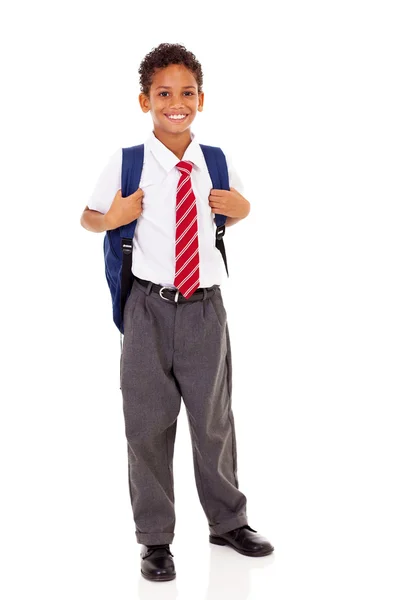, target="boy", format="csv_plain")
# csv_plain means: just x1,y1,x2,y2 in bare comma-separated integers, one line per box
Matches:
80,43,274,582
